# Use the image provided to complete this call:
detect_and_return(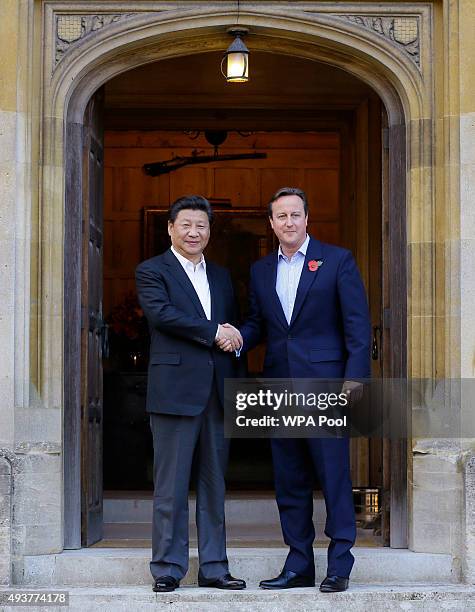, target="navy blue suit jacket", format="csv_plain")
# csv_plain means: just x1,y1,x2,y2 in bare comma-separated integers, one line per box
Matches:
240,237,371,379
135,249,240,416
